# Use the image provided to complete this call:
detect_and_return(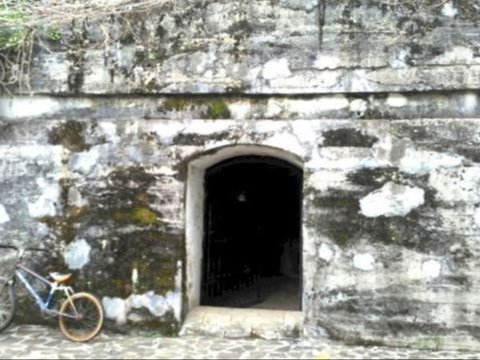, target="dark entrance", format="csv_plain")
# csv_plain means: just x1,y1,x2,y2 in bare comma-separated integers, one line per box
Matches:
201,155,303,310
